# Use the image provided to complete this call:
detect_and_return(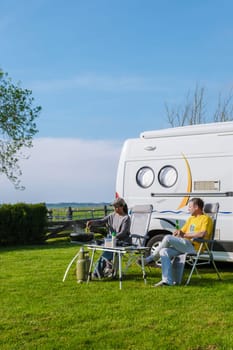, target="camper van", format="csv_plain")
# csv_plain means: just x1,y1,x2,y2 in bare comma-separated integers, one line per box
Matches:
116,121,233,262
